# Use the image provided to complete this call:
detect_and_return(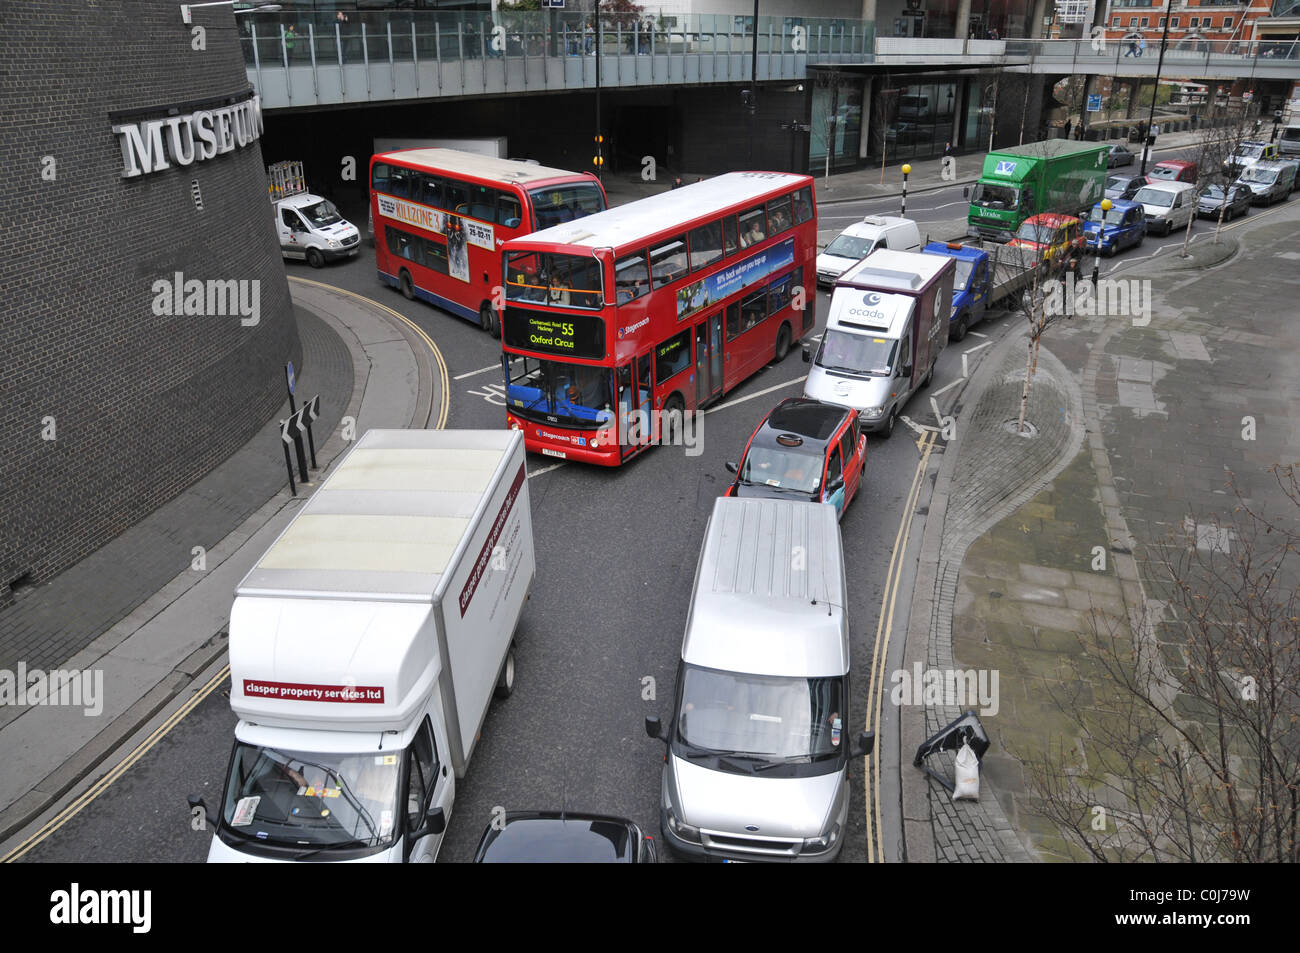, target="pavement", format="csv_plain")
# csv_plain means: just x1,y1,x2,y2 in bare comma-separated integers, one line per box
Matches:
0,277,442,845
900,196,1300,861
